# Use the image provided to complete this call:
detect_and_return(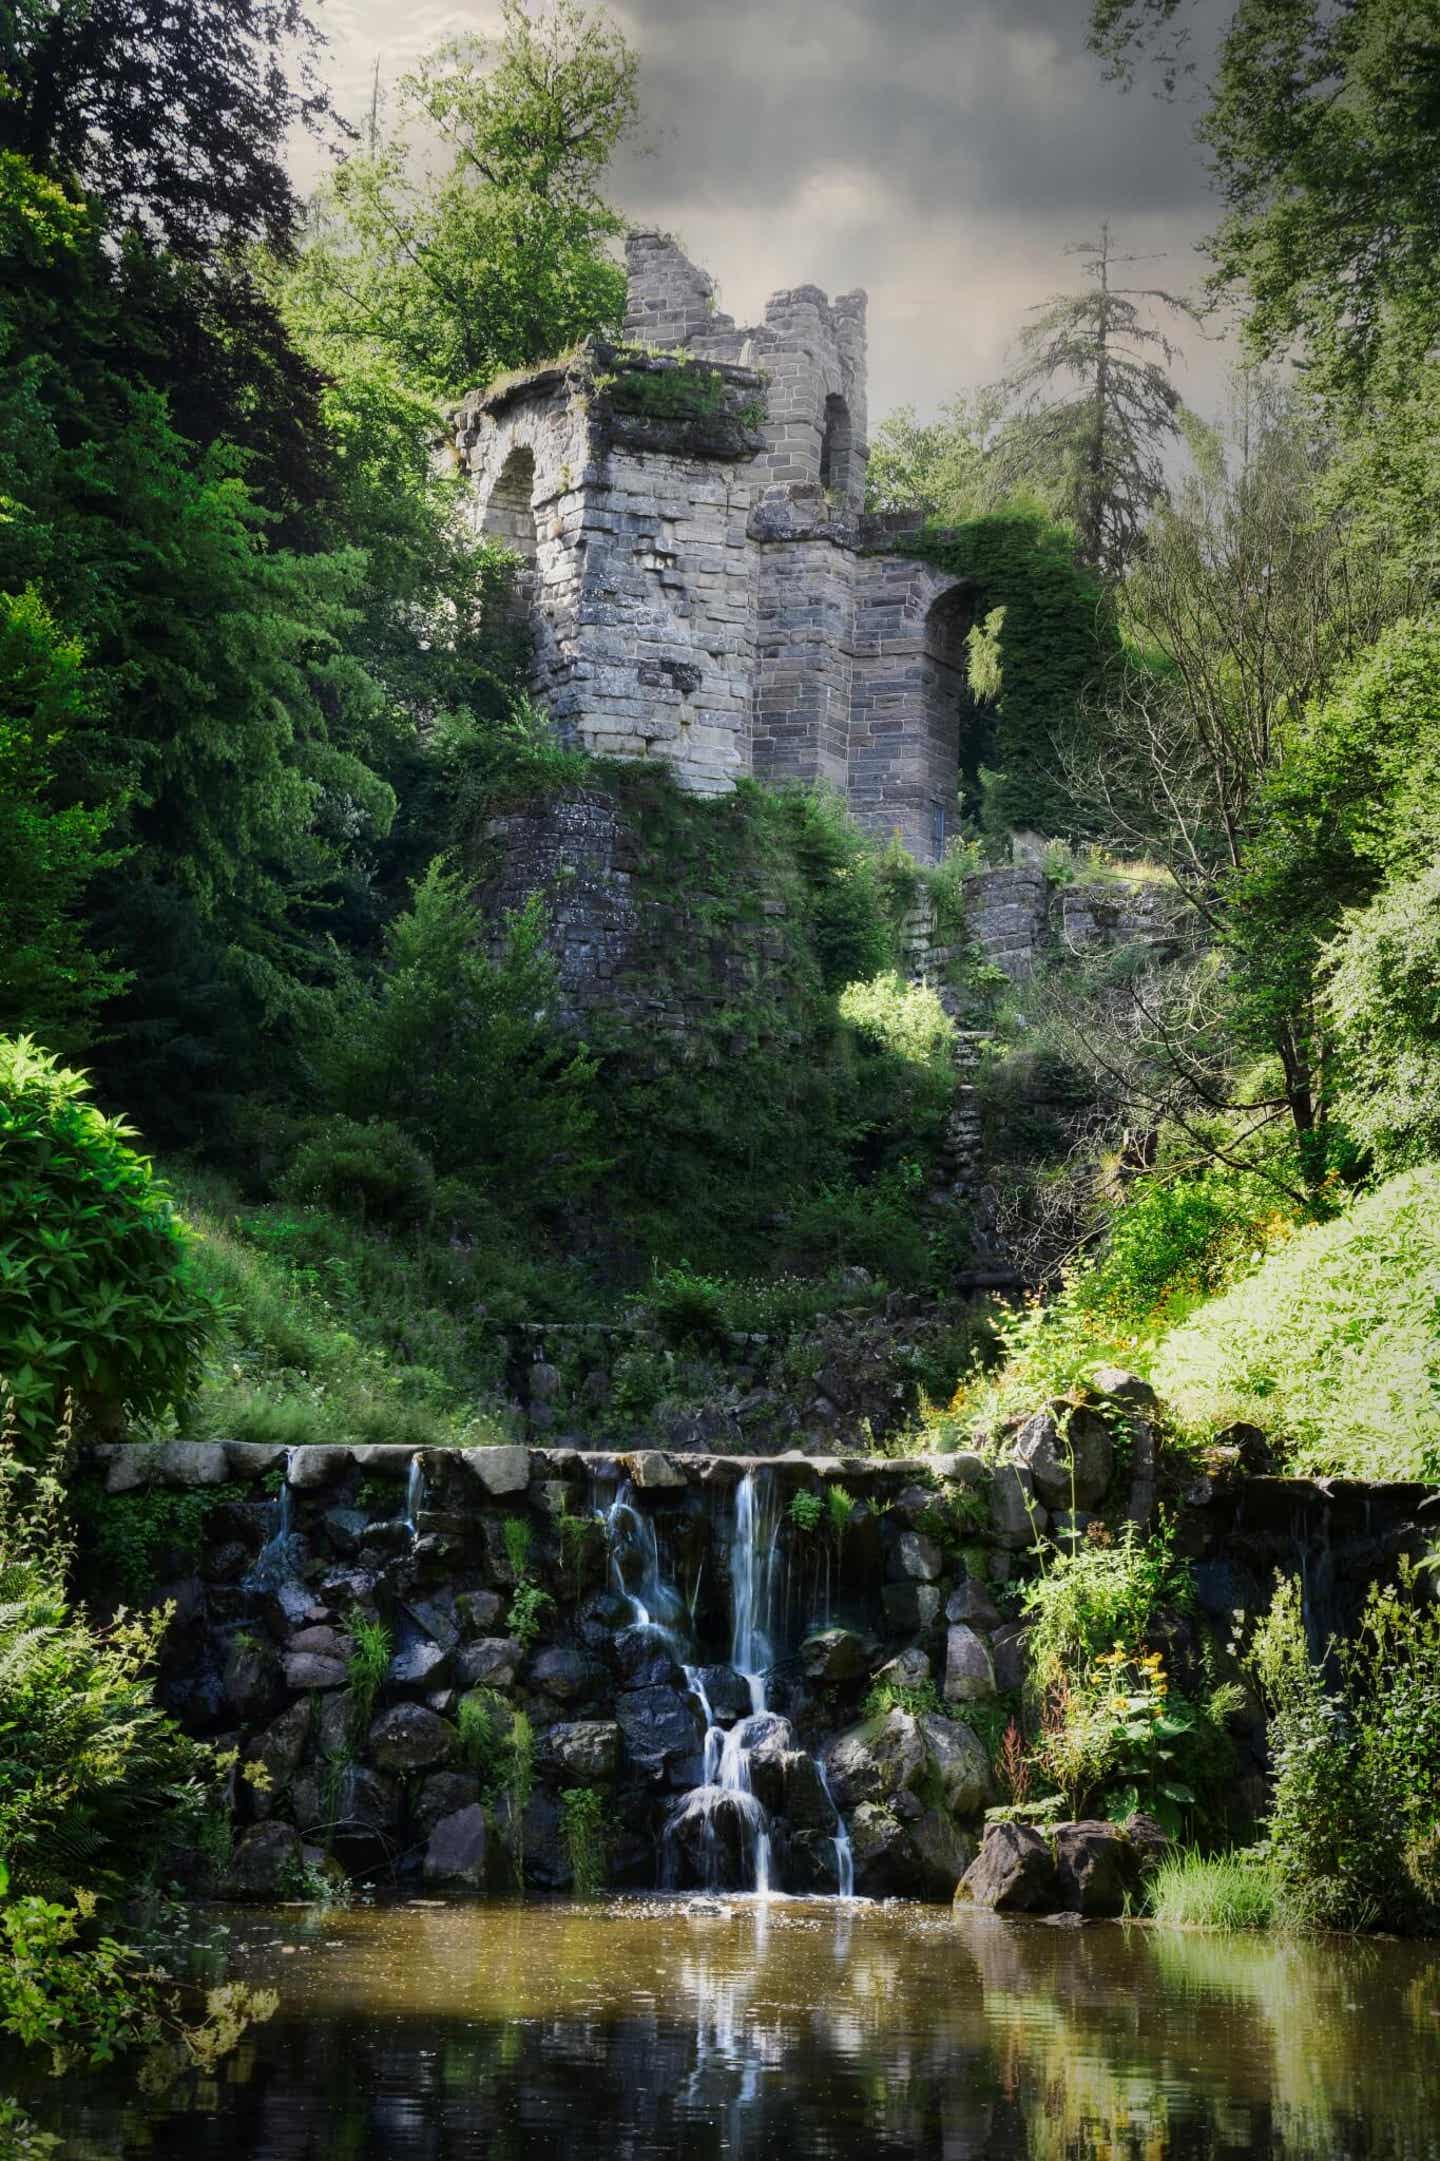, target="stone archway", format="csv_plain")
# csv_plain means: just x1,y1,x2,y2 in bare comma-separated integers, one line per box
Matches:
482,445,539,562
